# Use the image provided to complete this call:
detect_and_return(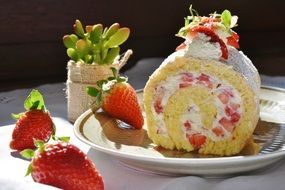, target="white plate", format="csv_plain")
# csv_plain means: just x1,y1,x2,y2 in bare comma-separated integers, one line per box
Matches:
74,86,285,176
